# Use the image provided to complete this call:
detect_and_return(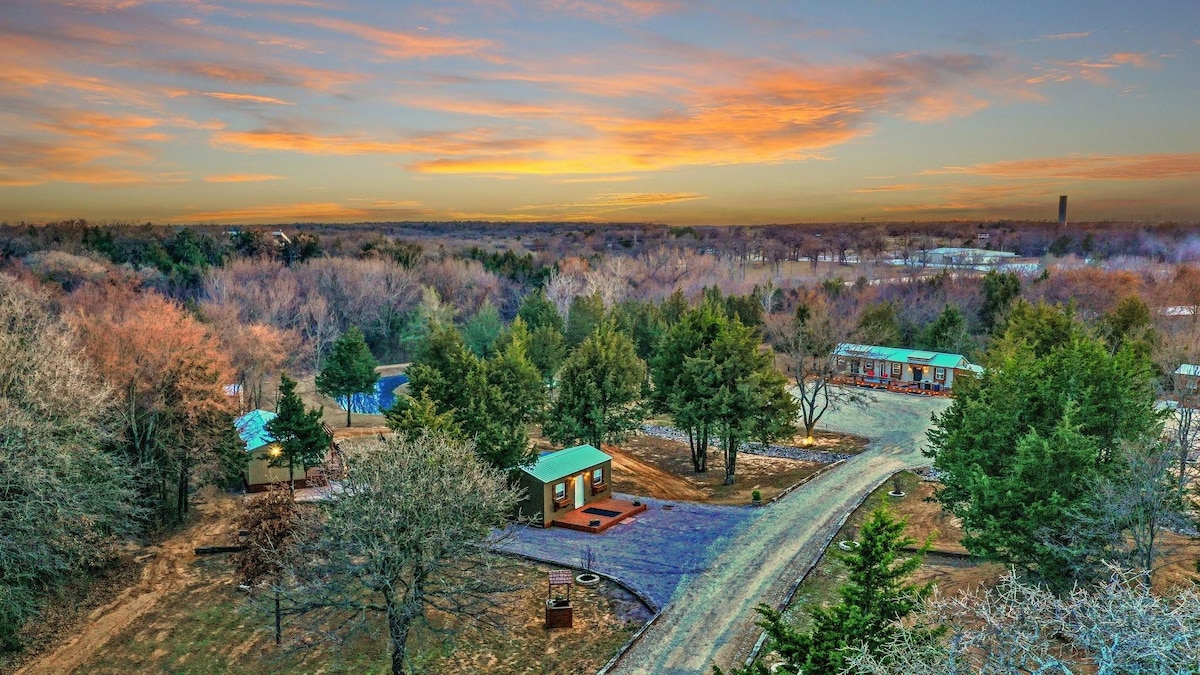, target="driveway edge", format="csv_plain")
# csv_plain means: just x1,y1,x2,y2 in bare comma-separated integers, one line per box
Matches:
742,469,901,668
